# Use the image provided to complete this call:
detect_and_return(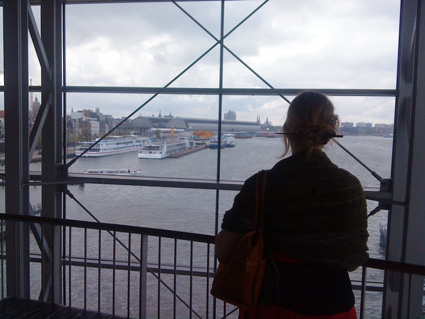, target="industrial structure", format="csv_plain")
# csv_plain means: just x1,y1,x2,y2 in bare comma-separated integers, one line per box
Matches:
1,1,425,318
128,116,261,132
